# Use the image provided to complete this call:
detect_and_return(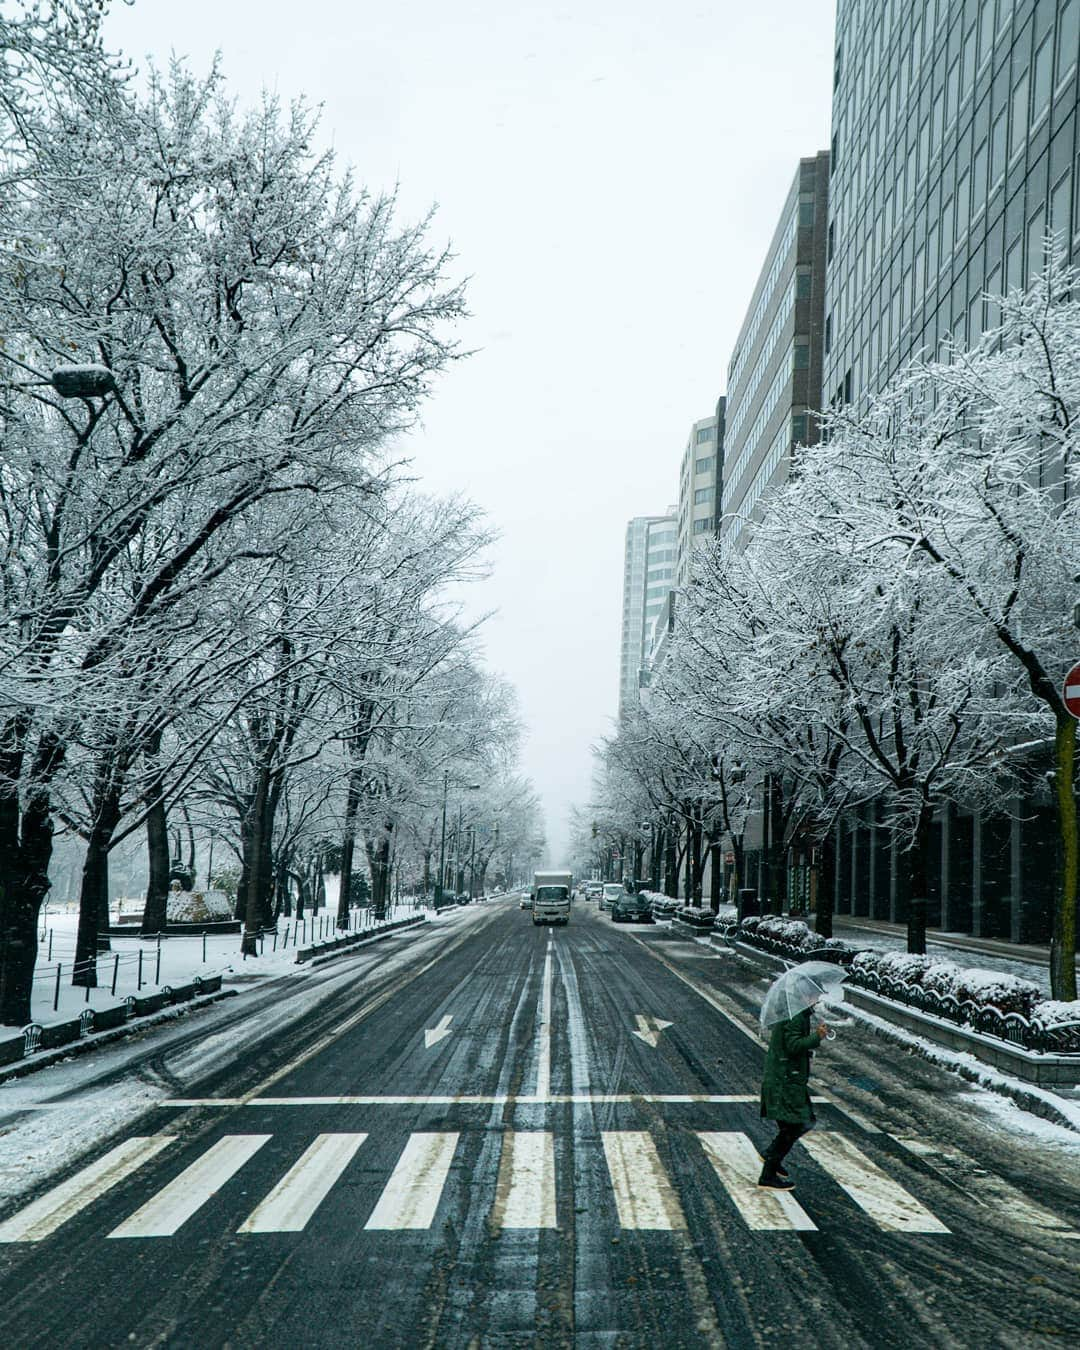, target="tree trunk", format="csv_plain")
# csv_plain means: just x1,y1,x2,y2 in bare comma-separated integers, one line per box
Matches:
0,780,55,1025
903,805,933,955
814,829,835,939
1052,714,1078,1000
73,786,122,988
708,841,722,913
422,848,432,896
241,766,271,956
142,782,170,937
367,823,393,920
663,824,678,898
336,770,363,931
